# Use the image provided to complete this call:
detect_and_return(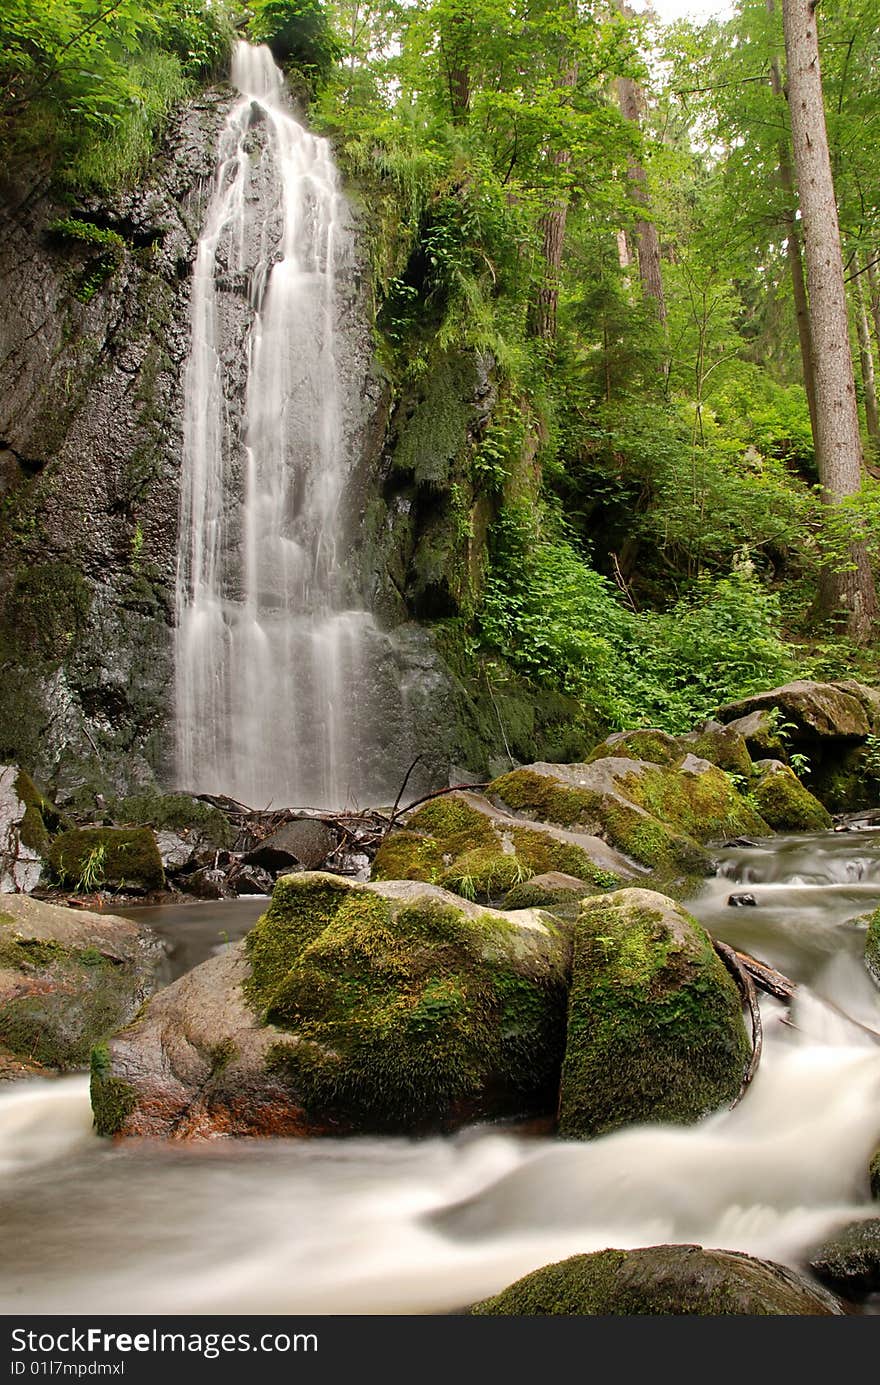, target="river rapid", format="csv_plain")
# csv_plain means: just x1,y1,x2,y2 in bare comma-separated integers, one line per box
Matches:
1,829,879,1315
